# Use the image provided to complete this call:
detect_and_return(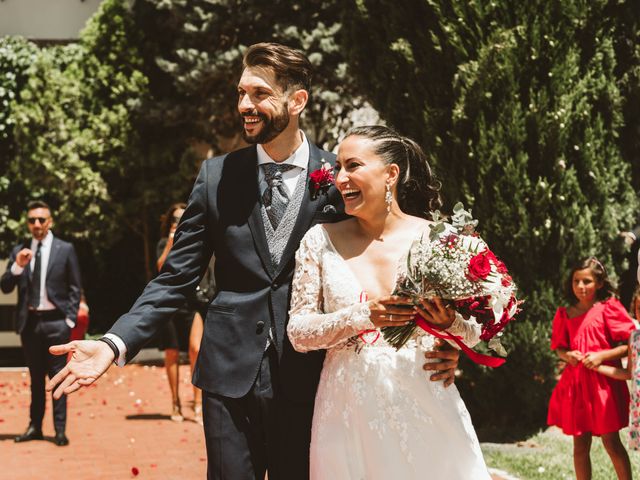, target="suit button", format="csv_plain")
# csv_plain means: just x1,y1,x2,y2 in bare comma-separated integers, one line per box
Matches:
256,321,265,334
271,283,279,290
